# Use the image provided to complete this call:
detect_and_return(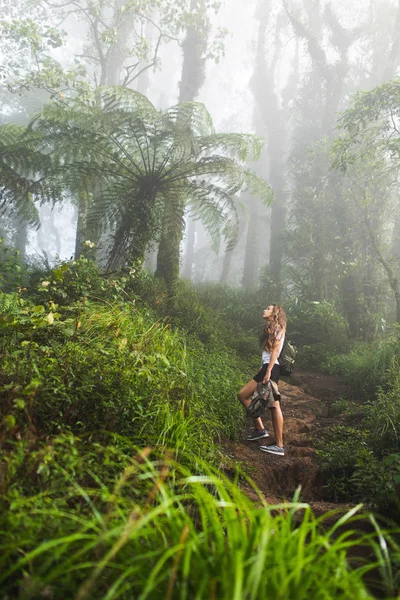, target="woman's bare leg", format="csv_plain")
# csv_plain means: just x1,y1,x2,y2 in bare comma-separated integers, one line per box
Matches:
238,380,265,430
269,401,283,447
